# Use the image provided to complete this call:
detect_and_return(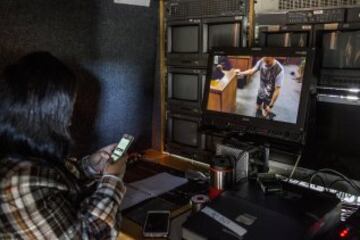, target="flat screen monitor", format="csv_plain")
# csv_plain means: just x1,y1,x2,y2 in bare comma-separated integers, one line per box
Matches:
171,25,199,53
208,23,241,51
321,30,360,69
172,118,198,147
202,48,314,143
